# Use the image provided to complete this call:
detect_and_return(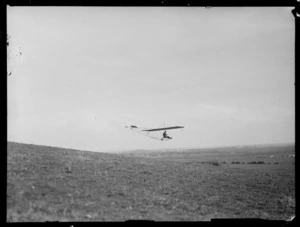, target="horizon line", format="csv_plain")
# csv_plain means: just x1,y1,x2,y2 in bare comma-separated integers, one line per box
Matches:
7,140,295,153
